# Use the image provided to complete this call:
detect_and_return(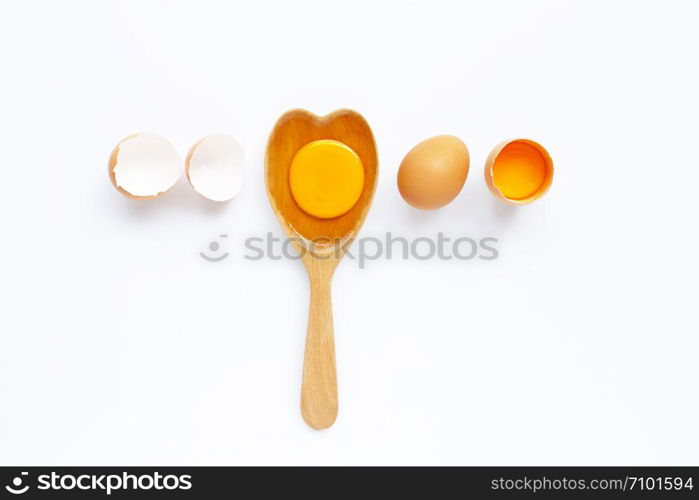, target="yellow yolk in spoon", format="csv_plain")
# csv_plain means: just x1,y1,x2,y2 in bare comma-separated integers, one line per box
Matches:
492,141,548,200
289,140,364,219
